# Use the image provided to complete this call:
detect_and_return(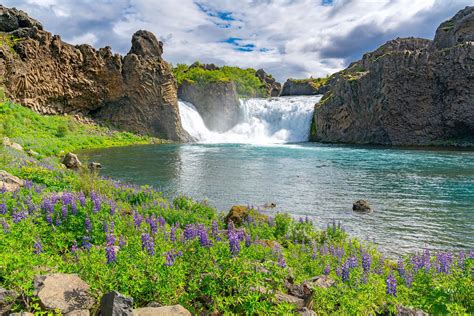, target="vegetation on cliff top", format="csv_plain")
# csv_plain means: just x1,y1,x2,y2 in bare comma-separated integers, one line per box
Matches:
173,63,267,97
286,77,329,89
0,99,472,315
0,96,158,157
